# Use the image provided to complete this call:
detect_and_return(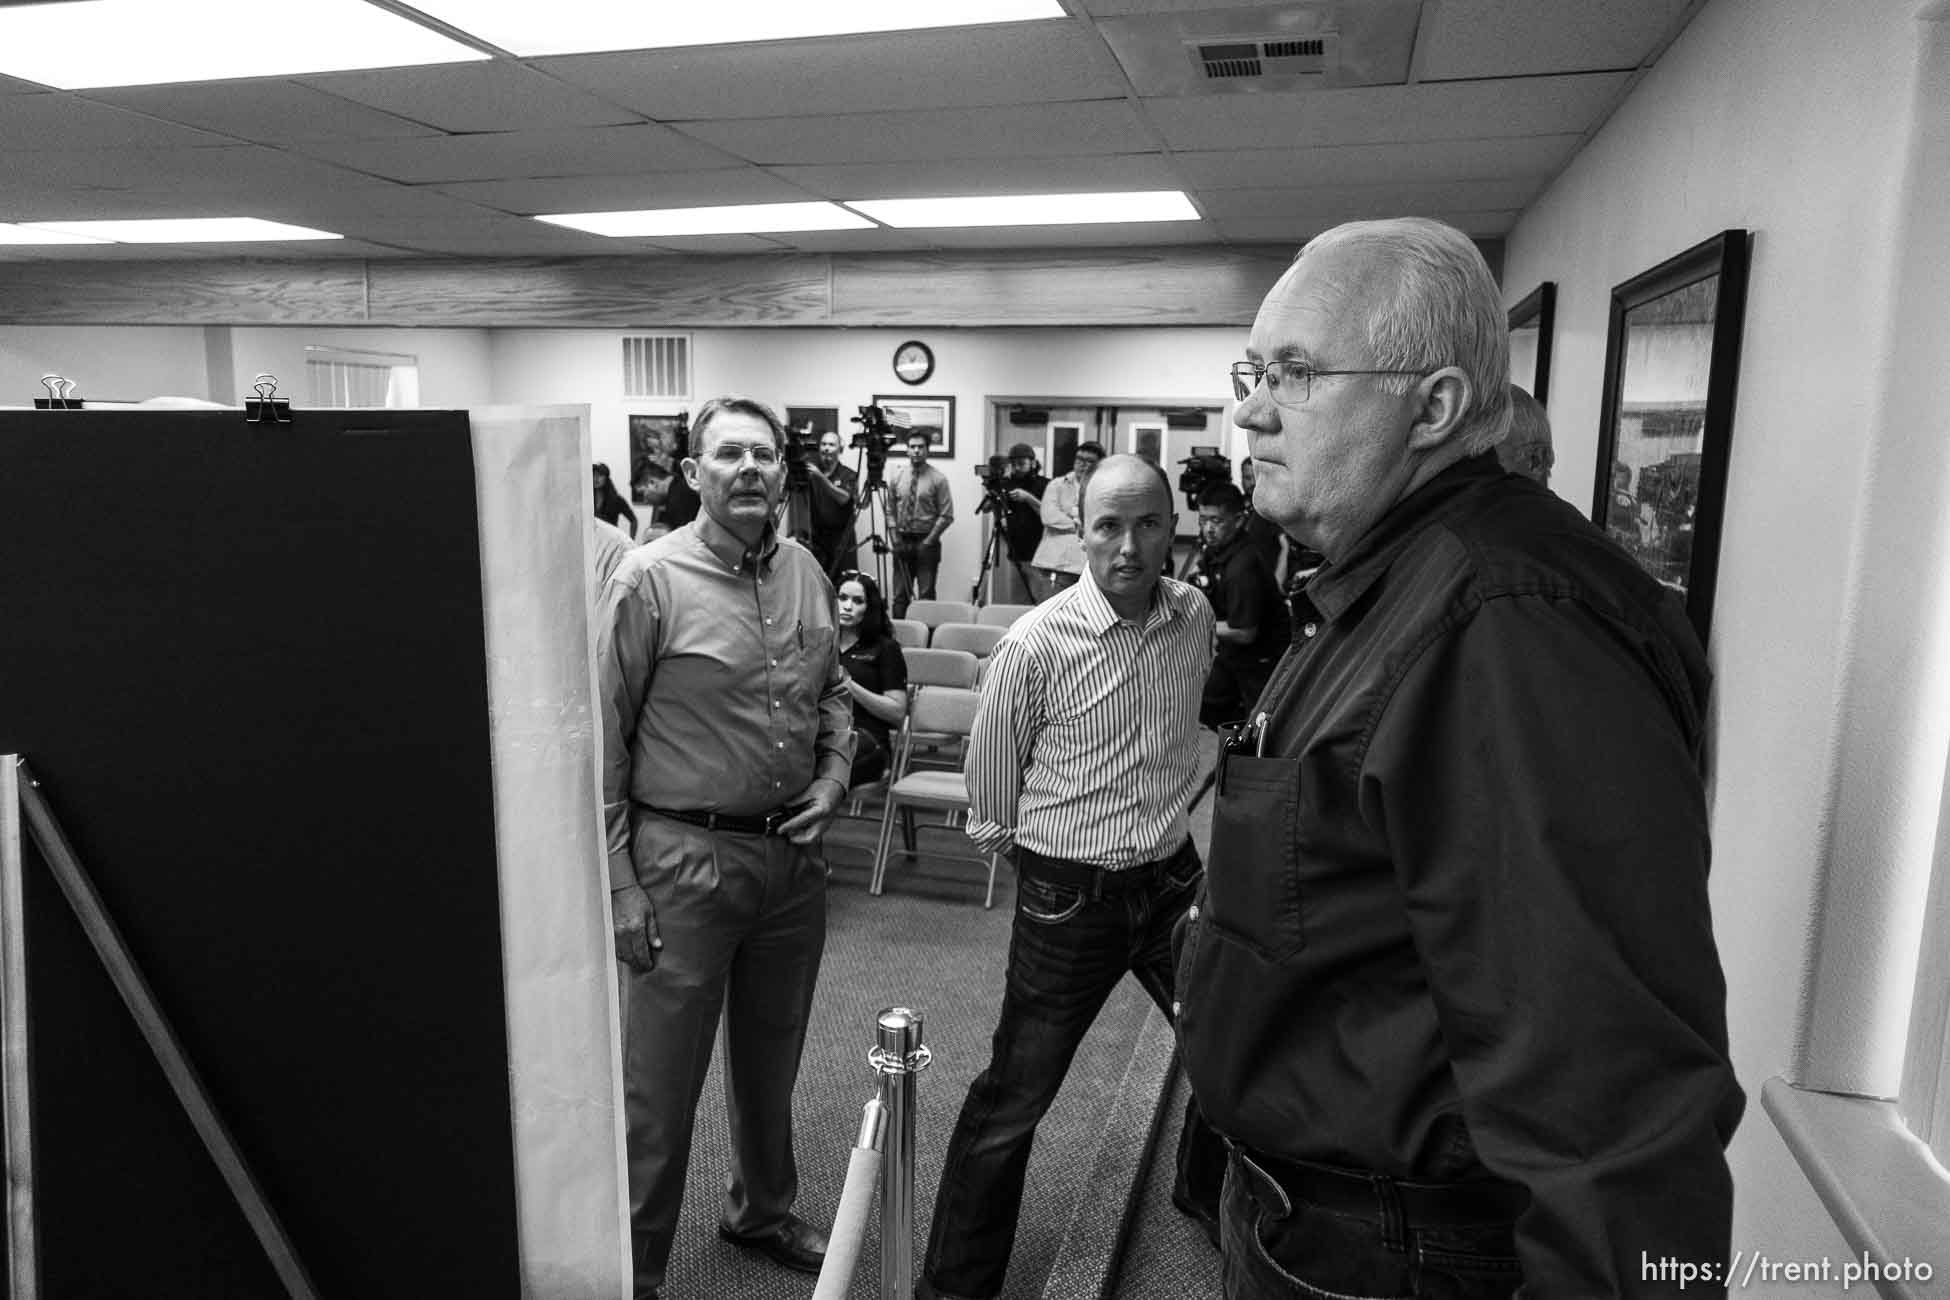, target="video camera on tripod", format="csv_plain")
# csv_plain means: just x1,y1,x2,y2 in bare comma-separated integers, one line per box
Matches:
782,417,820,486
1177,444,1232,513
848,404,903,489
974,454,1013,515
